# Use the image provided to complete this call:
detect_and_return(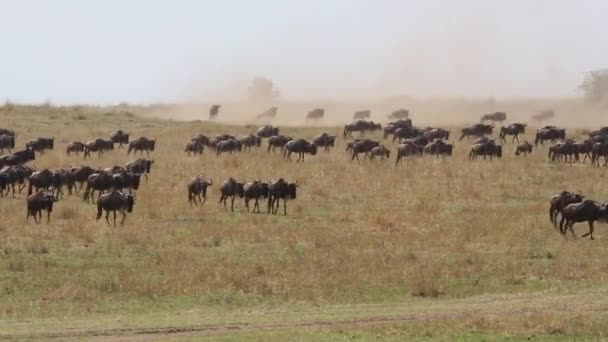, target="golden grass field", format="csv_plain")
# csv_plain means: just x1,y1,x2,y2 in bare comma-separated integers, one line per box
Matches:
2,101,608,340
